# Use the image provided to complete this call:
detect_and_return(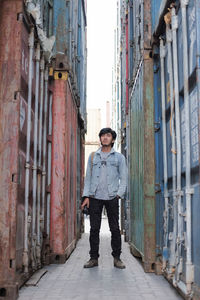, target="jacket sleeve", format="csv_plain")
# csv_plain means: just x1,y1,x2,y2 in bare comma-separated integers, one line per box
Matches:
117,154,127,199
82,154,92,198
